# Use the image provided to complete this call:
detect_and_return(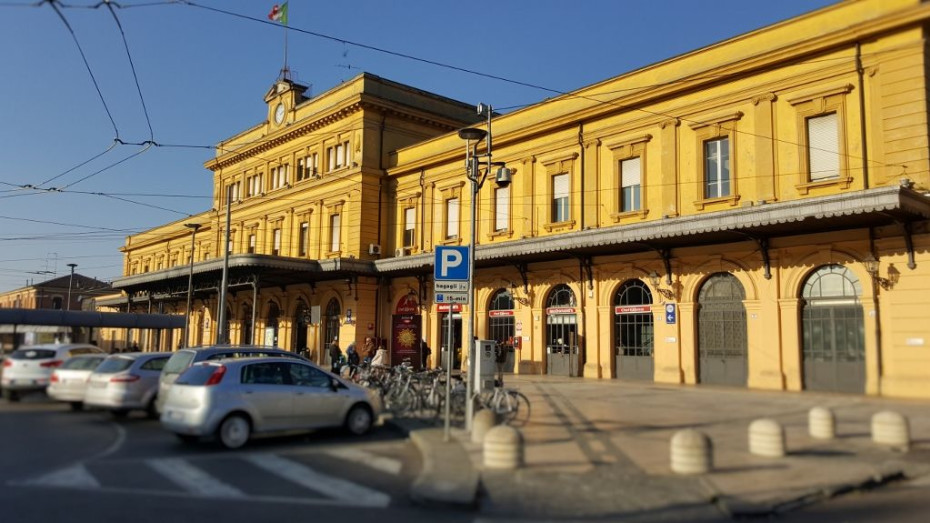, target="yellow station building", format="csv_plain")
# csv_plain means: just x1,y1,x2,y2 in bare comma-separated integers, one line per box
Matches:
103,0,930,399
